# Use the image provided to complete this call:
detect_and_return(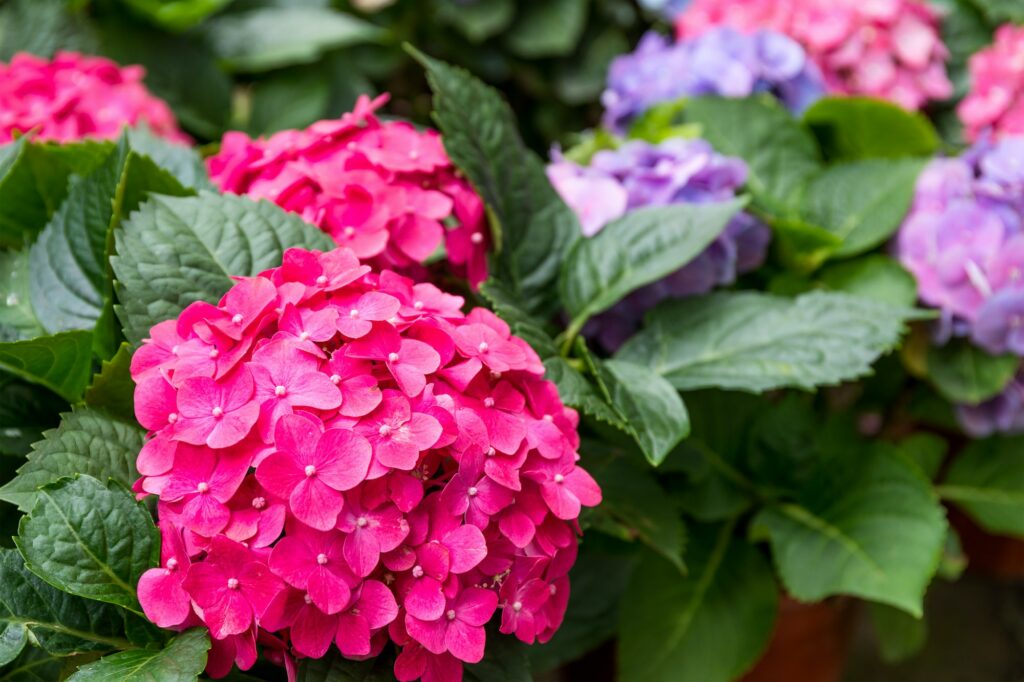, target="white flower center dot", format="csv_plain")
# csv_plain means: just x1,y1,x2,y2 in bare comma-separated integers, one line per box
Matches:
379,424,392,437
413,301,424,310
468,486,478,497
446,609,457,620
167,412,178,424
543,414,554,422
232,313,244,325
470,232,484,244
483,397,495,408
304,465,317,478
478,341,489,353
316,275,328,286
299,331,311,341
197,482,210,494
349,309,360,318
208,348,219,359
388,352,400,363
343,227,356,238
211,407,224,418
412,565,424,578
512,601,522,612
554,474,565,484
316,553,329,565
357,516,368,528
166,558,179,571
252,497,266,509
330,374,341,384
227,578,239,590
304,594,313,605
486,447,496,457
274,385,287,397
